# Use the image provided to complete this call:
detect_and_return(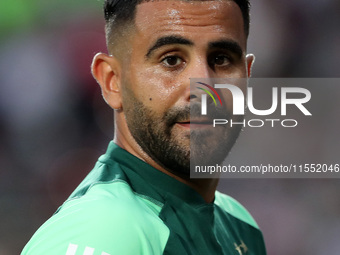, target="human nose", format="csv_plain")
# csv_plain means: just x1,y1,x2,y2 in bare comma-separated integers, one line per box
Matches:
187,58,212,79
183,59,213,102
